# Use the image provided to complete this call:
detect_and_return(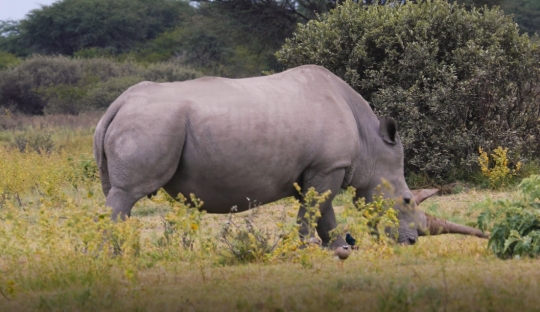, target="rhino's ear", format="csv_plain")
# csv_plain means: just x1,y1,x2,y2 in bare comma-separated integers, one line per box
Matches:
379,117,398,145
